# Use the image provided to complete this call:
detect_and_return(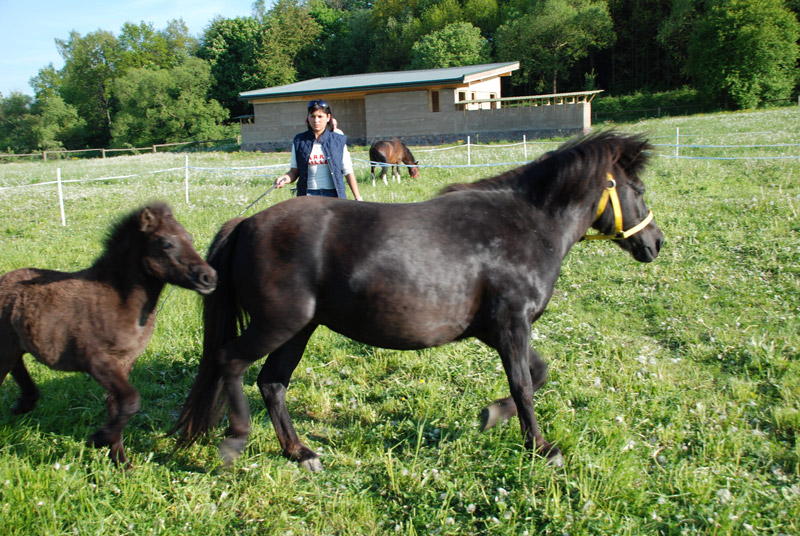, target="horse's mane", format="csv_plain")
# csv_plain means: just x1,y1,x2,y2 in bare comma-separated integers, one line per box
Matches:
438,131,652,207
402,141,418,164
93,201,173,268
